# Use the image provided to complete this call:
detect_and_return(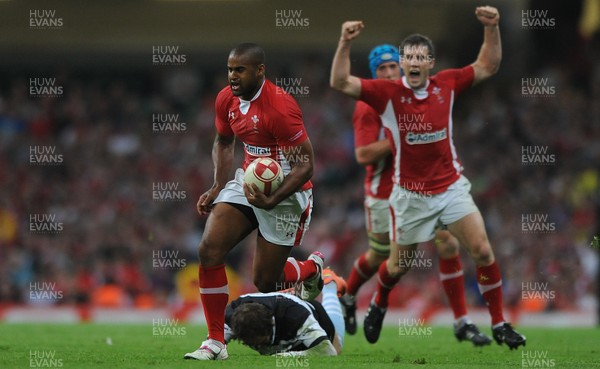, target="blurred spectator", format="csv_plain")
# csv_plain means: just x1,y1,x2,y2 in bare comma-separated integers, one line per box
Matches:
0,36,598,316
